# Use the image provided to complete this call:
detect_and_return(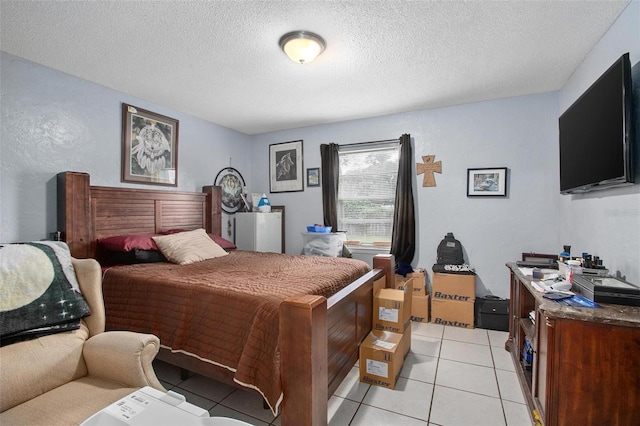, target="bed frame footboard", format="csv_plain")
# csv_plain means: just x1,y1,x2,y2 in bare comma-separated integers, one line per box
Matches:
280,256,391,426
